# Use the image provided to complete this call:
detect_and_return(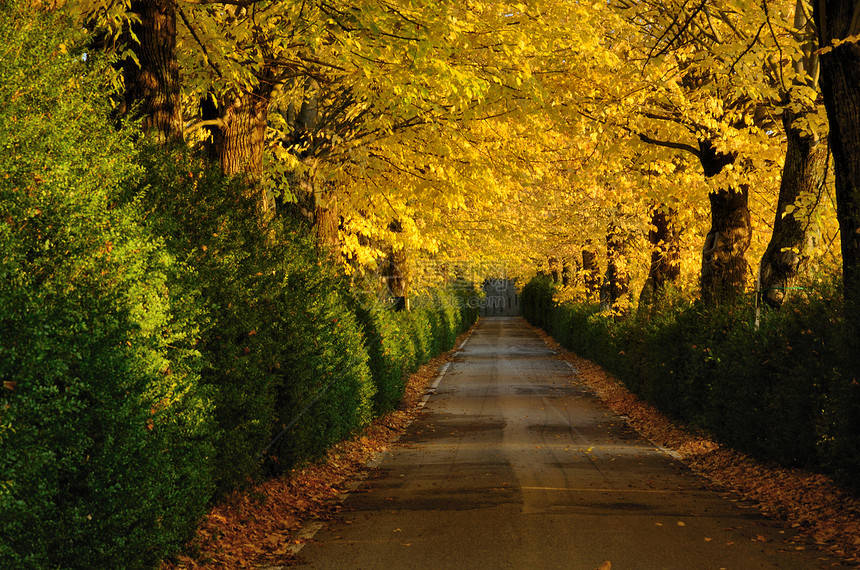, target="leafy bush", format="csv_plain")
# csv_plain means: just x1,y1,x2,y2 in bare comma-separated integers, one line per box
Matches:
520,274,556,329
354,287,477,415
0,7,214,568
135,145,376,480
354,304,412,414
